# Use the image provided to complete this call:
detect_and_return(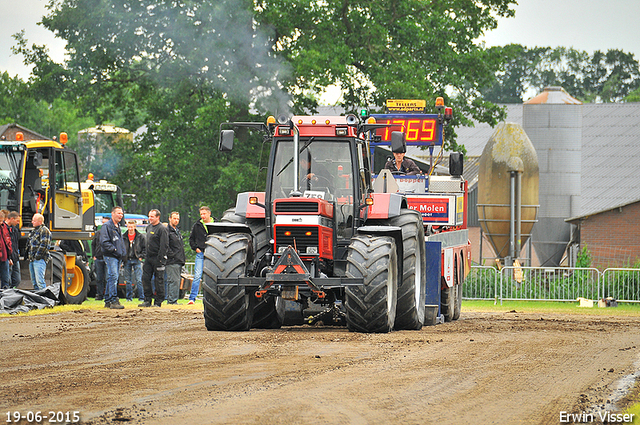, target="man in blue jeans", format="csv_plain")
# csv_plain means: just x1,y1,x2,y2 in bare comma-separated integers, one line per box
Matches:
92,216,110,300
99,206,127,309
188,206,214,304
26,213,50,290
